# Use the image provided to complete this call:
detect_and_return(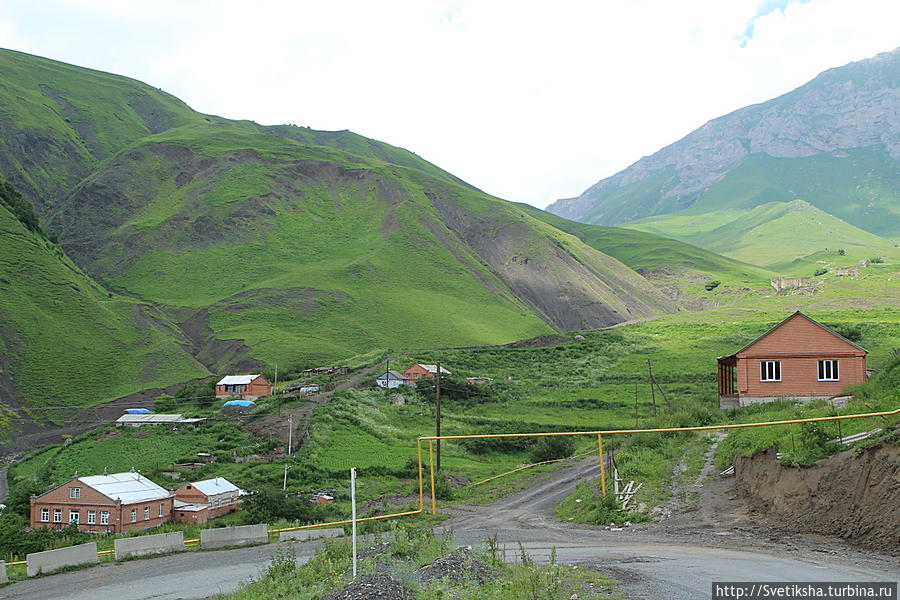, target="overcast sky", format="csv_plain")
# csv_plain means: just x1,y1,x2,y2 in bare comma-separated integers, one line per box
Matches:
1,0,897,208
